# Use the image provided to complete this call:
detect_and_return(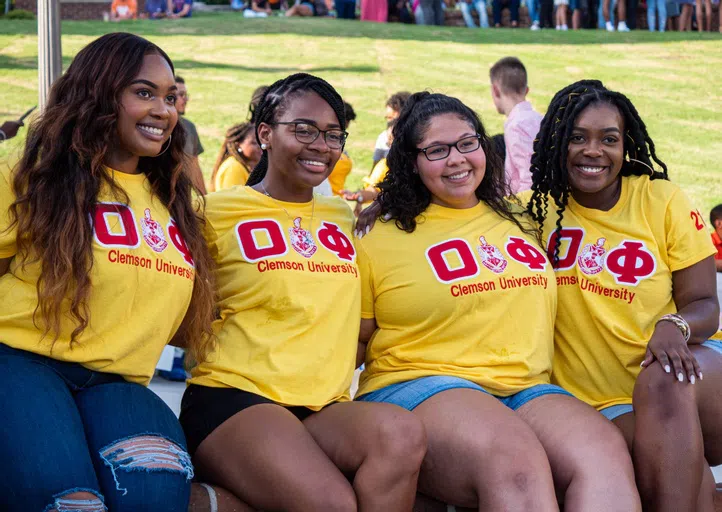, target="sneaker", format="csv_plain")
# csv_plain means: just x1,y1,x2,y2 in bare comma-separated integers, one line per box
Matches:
159,352,188,382
555,24,561,29
617,21,630,31
531,20,540,30
561,23,568,30
606,20,614,31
